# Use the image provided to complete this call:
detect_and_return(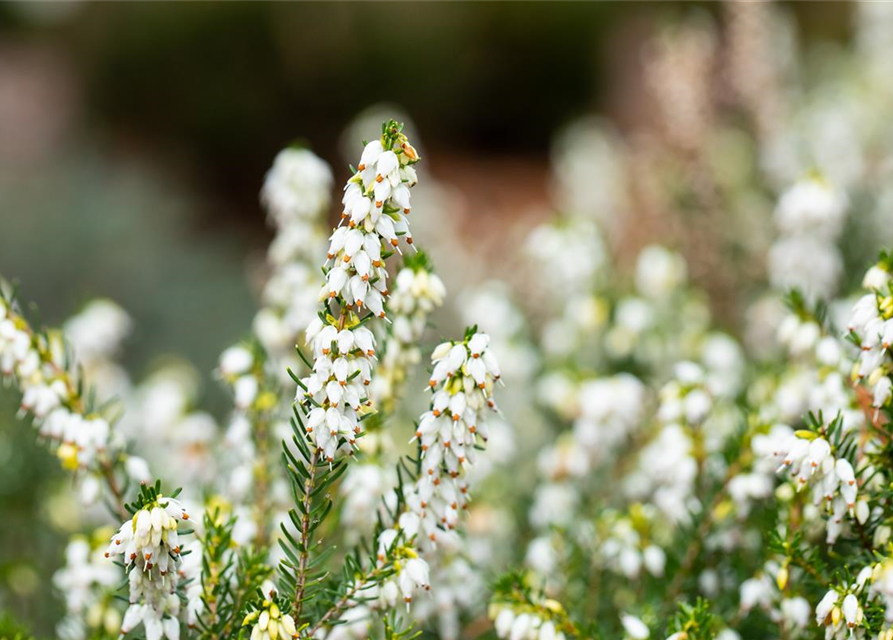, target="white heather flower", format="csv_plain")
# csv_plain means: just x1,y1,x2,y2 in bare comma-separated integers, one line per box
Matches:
63,299,132,363
261,147,333,226
635,245,687,299
843,593,863,629
219,346,254,377
769,177,848,302
740,574,774,612
815,589,839,624
572,374,647,459
620,614,650,640
863,265,891,291
774,177,847,239
526,218,606,298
